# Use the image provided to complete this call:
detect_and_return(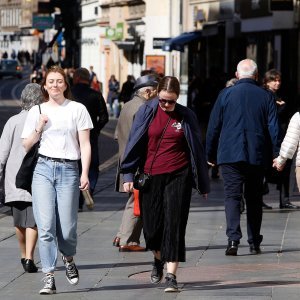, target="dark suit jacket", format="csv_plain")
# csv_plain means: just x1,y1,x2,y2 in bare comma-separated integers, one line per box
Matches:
206,78,280,166
71,83,109,137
